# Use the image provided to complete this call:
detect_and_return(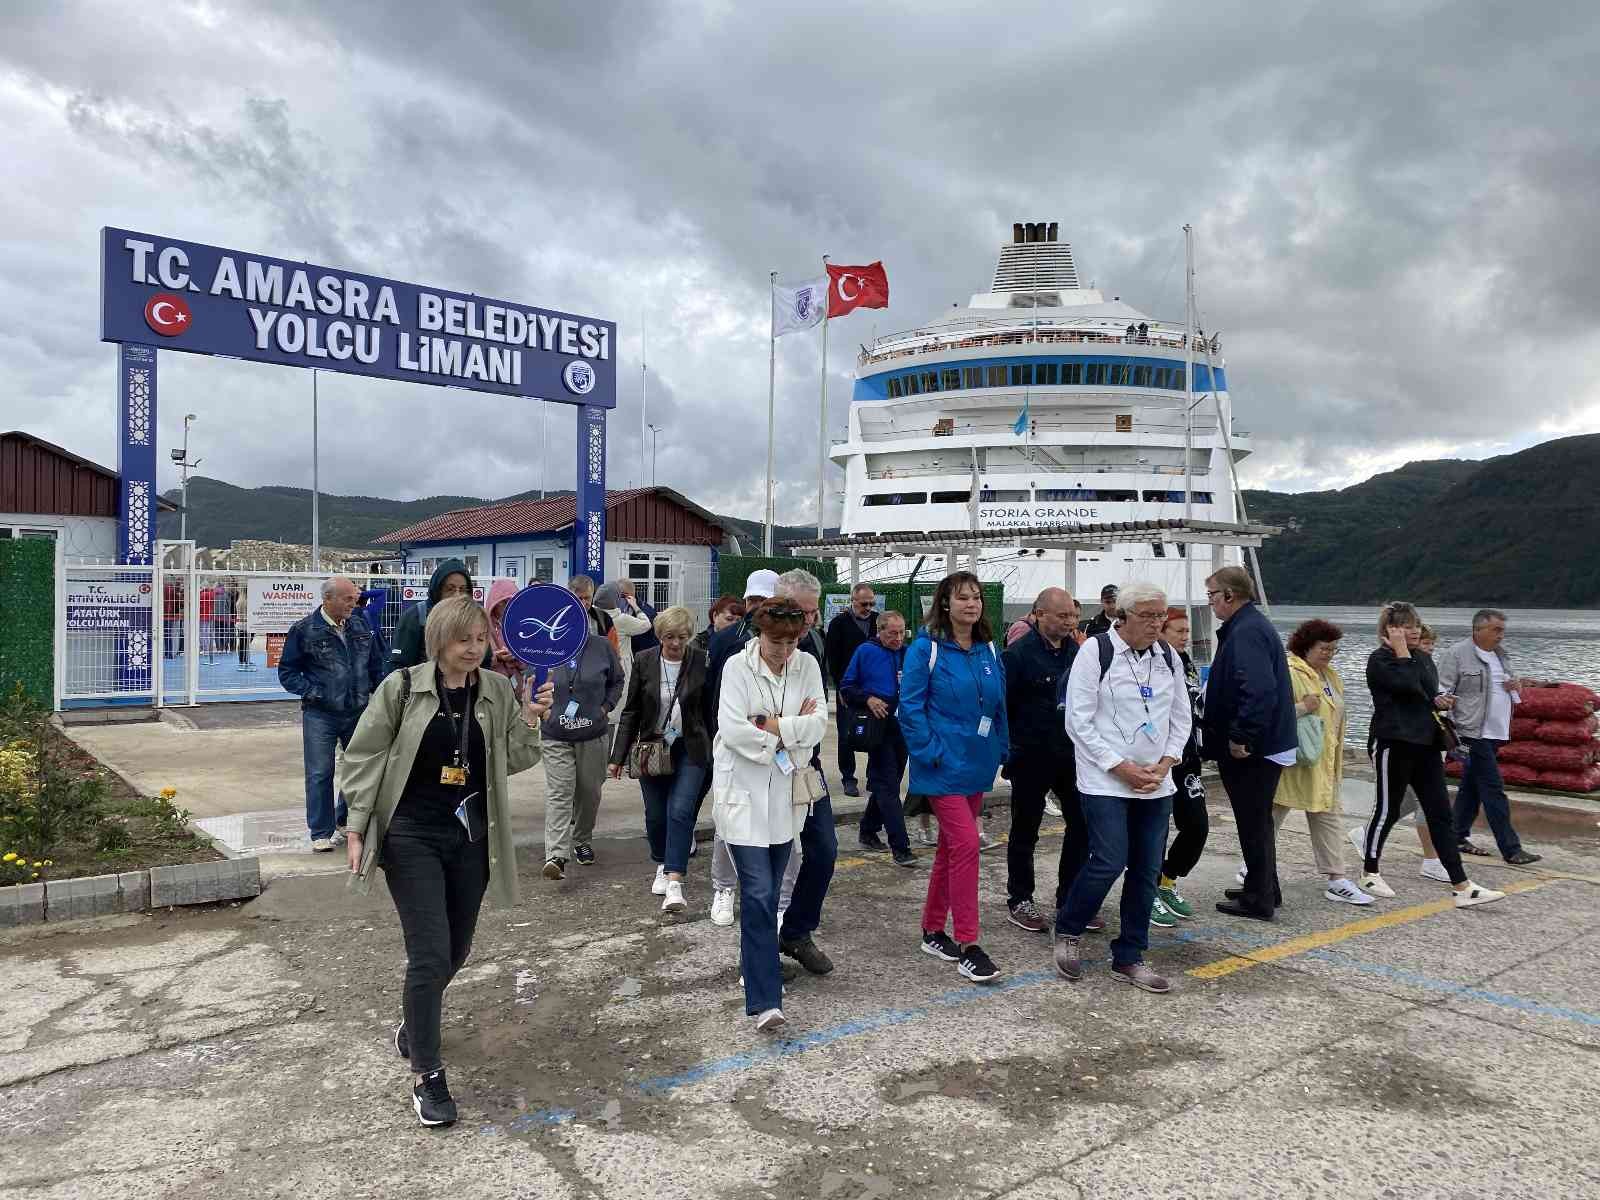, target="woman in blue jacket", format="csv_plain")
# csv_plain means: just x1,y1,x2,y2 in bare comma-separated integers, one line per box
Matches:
898,572,1008,984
